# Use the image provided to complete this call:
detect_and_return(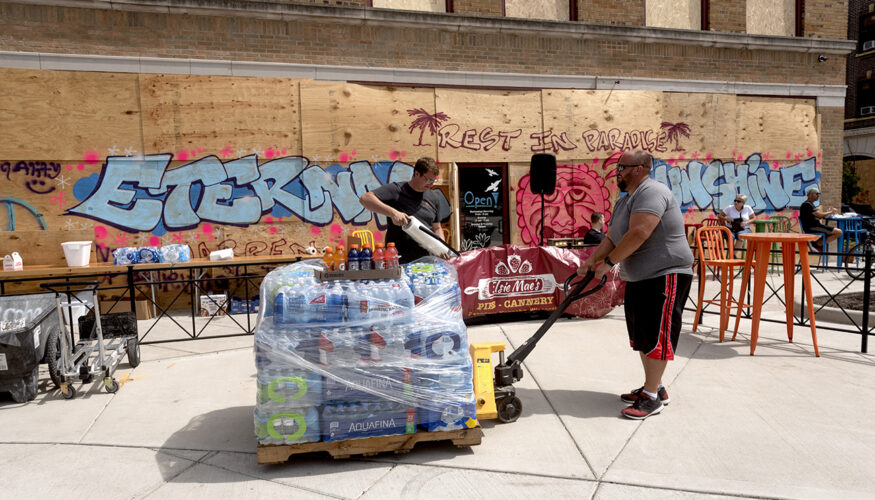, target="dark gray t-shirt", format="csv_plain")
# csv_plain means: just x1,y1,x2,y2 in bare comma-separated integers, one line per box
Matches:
608,178,694,282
